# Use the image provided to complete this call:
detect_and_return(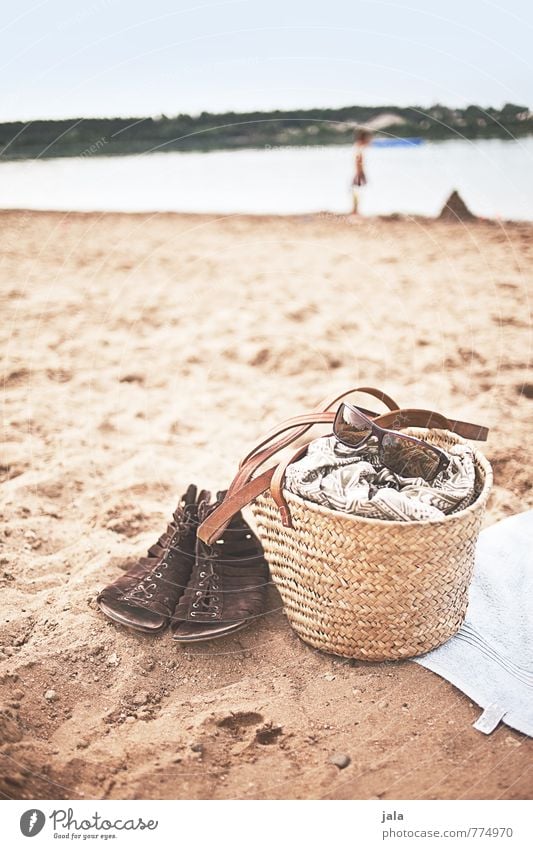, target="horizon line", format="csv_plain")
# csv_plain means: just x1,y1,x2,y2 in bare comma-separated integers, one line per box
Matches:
1,100,530,126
